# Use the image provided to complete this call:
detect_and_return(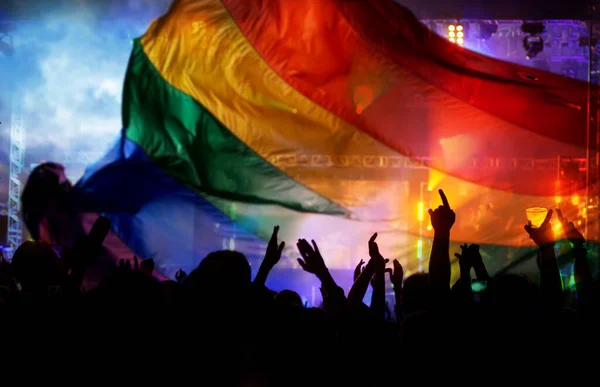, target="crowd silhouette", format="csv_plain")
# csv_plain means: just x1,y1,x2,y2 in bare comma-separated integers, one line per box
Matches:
0,163,598,383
